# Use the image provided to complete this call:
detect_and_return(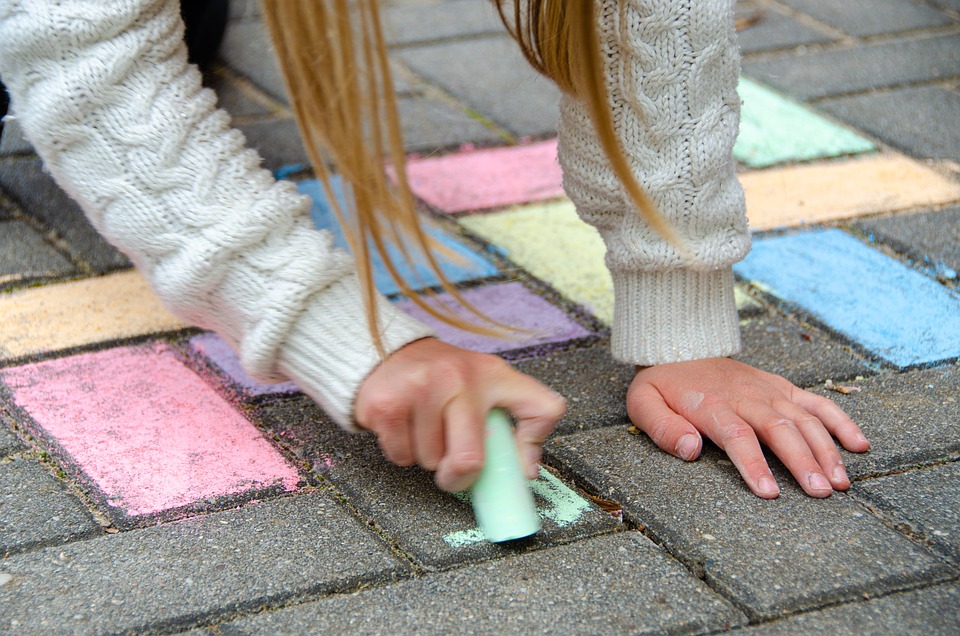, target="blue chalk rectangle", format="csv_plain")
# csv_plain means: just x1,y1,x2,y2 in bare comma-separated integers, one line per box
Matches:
296,178,498,296
734,229,960,368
